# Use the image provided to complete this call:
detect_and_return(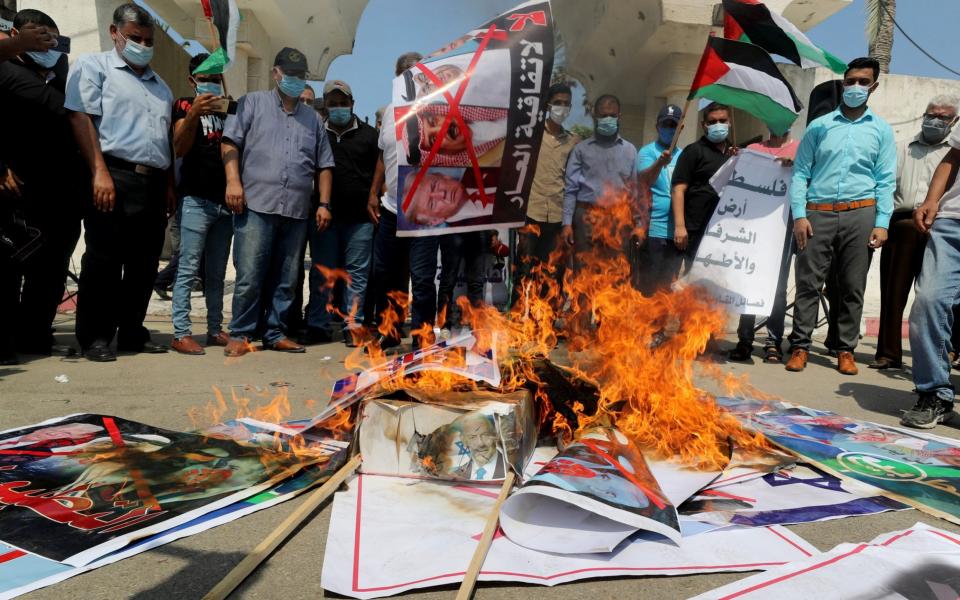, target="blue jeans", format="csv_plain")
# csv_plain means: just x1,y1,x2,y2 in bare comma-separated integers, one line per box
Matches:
306,221,374,330
230,209,308,344
171,196,233,338
409,236,441,338
909,218,960,404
